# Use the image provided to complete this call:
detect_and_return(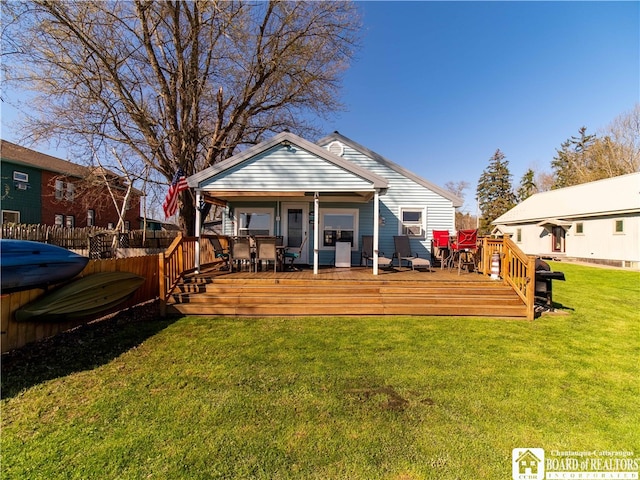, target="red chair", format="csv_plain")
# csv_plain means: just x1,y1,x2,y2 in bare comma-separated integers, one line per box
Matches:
431,230,450,269
450,229,478,274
